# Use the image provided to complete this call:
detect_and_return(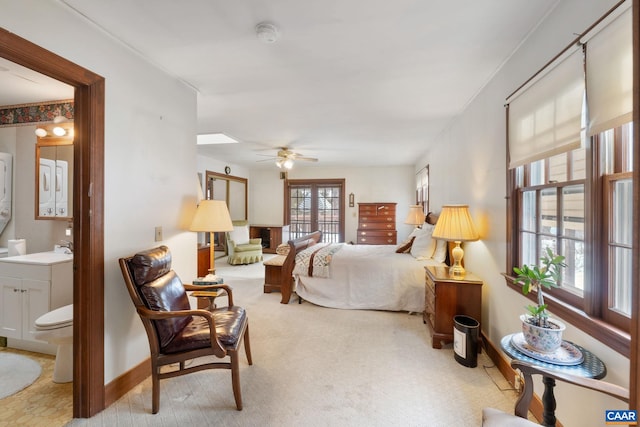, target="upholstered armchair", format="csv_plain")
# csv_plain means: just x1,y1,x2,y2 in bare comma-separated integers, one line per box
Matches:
119,245,252,414
226,220,263,265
